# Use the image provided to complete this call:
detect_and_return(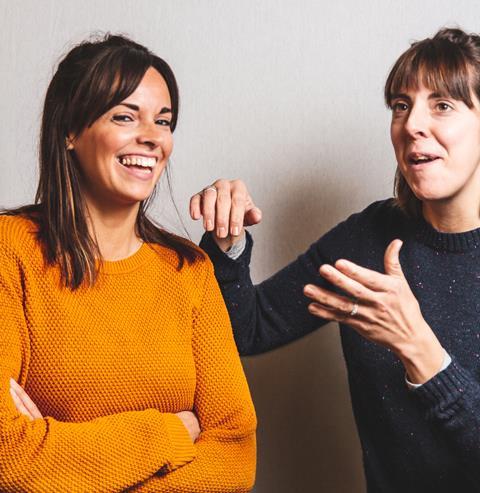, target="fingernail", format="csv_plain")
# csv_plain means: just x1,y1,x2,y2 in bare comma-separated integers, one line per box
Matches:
232,226,239,236
206,220,213,230
304,285,313,295
217,227,226,238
